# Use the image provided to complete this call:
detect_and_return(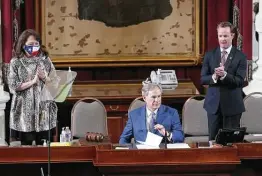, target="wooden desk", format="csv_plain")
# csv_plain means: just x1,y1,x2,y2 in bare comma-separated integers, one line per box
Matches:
234,143,262,176
4,143,262,176
57,80,198,143
235,143,262,160
94,145,240,176
0,146,95,164
0,144,240,176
